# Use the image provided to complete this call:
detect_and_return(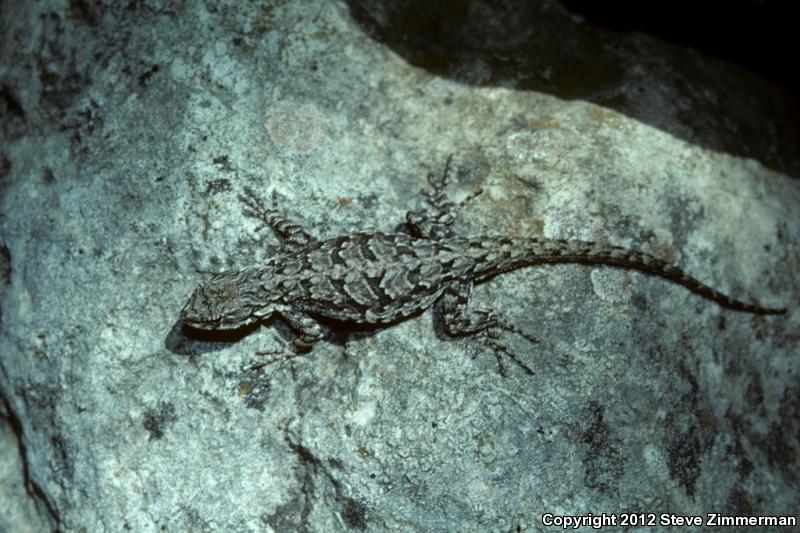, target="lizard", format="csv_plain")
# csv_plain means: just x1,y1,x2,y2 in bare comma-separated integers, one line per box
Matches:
180,156,786,376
